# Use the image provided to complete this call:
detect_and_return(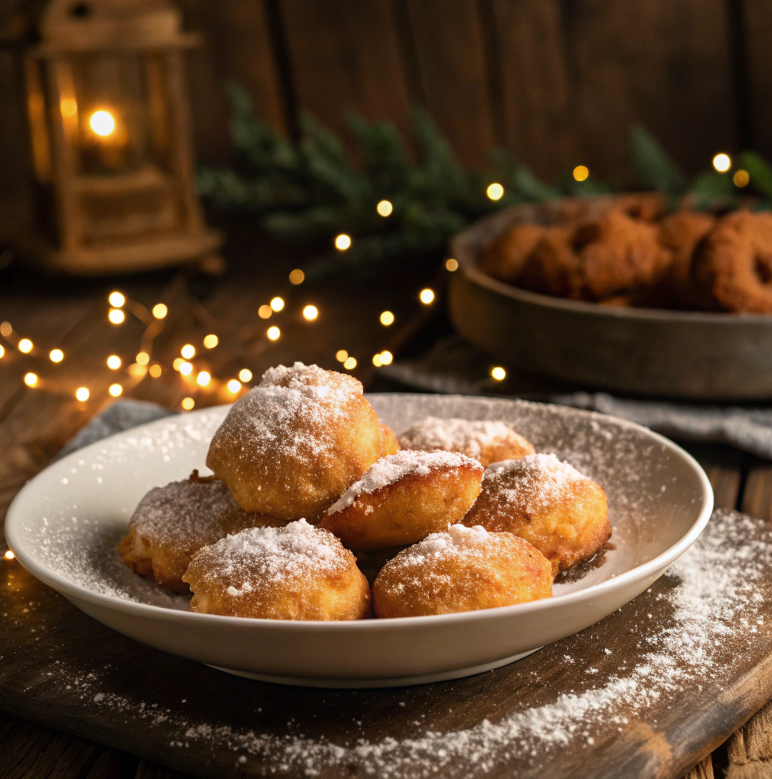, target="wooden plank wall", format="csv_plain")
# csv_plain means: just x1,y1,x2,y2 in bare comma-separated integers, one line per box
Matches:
0,0,769,239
